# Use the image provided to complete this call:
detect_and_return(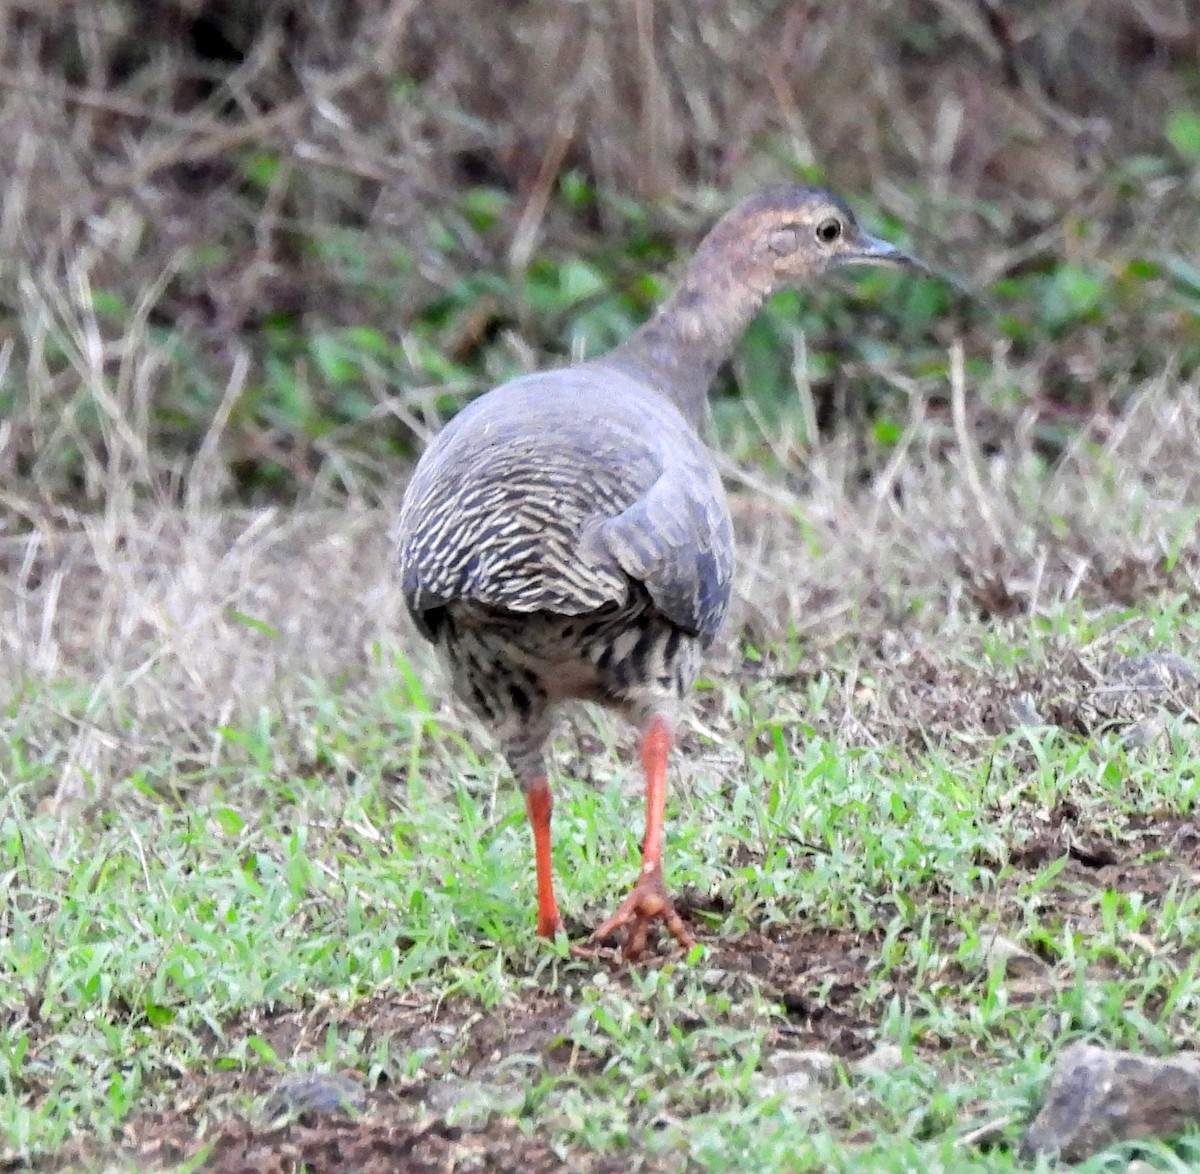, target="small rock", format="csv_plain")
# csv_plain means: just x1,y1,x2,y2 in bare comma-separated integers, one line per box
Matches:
753,1049,841,1106
1022,1043,1200,1163
424,1065,528,1122
408,1024,461,1053
1122,713,1169,751
852,1044,905,1076
1105,652,1198,693
1092,652,1199,722
699,967,759,996
1077,652,1200,744
424,1078,468,1116
754,1067,819,1102
261,1071,367,1122
1171,823,1200,855
762,1049,841,1085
